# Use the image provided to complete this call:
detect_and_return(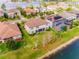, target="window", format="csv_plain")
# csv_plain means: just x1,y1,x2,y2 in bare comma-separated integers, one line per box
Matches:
47,18,52,21
38,29,43,32
55,20,63,26
56,22,62,26
36,26,39,28
31,31,34,34
30,27,33,29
